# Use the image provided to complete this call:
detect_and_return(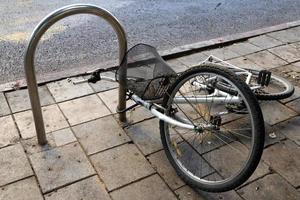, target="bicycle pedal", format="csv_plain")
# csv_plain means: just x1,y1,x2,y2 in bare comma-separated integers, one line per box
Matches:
257,70,271,86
